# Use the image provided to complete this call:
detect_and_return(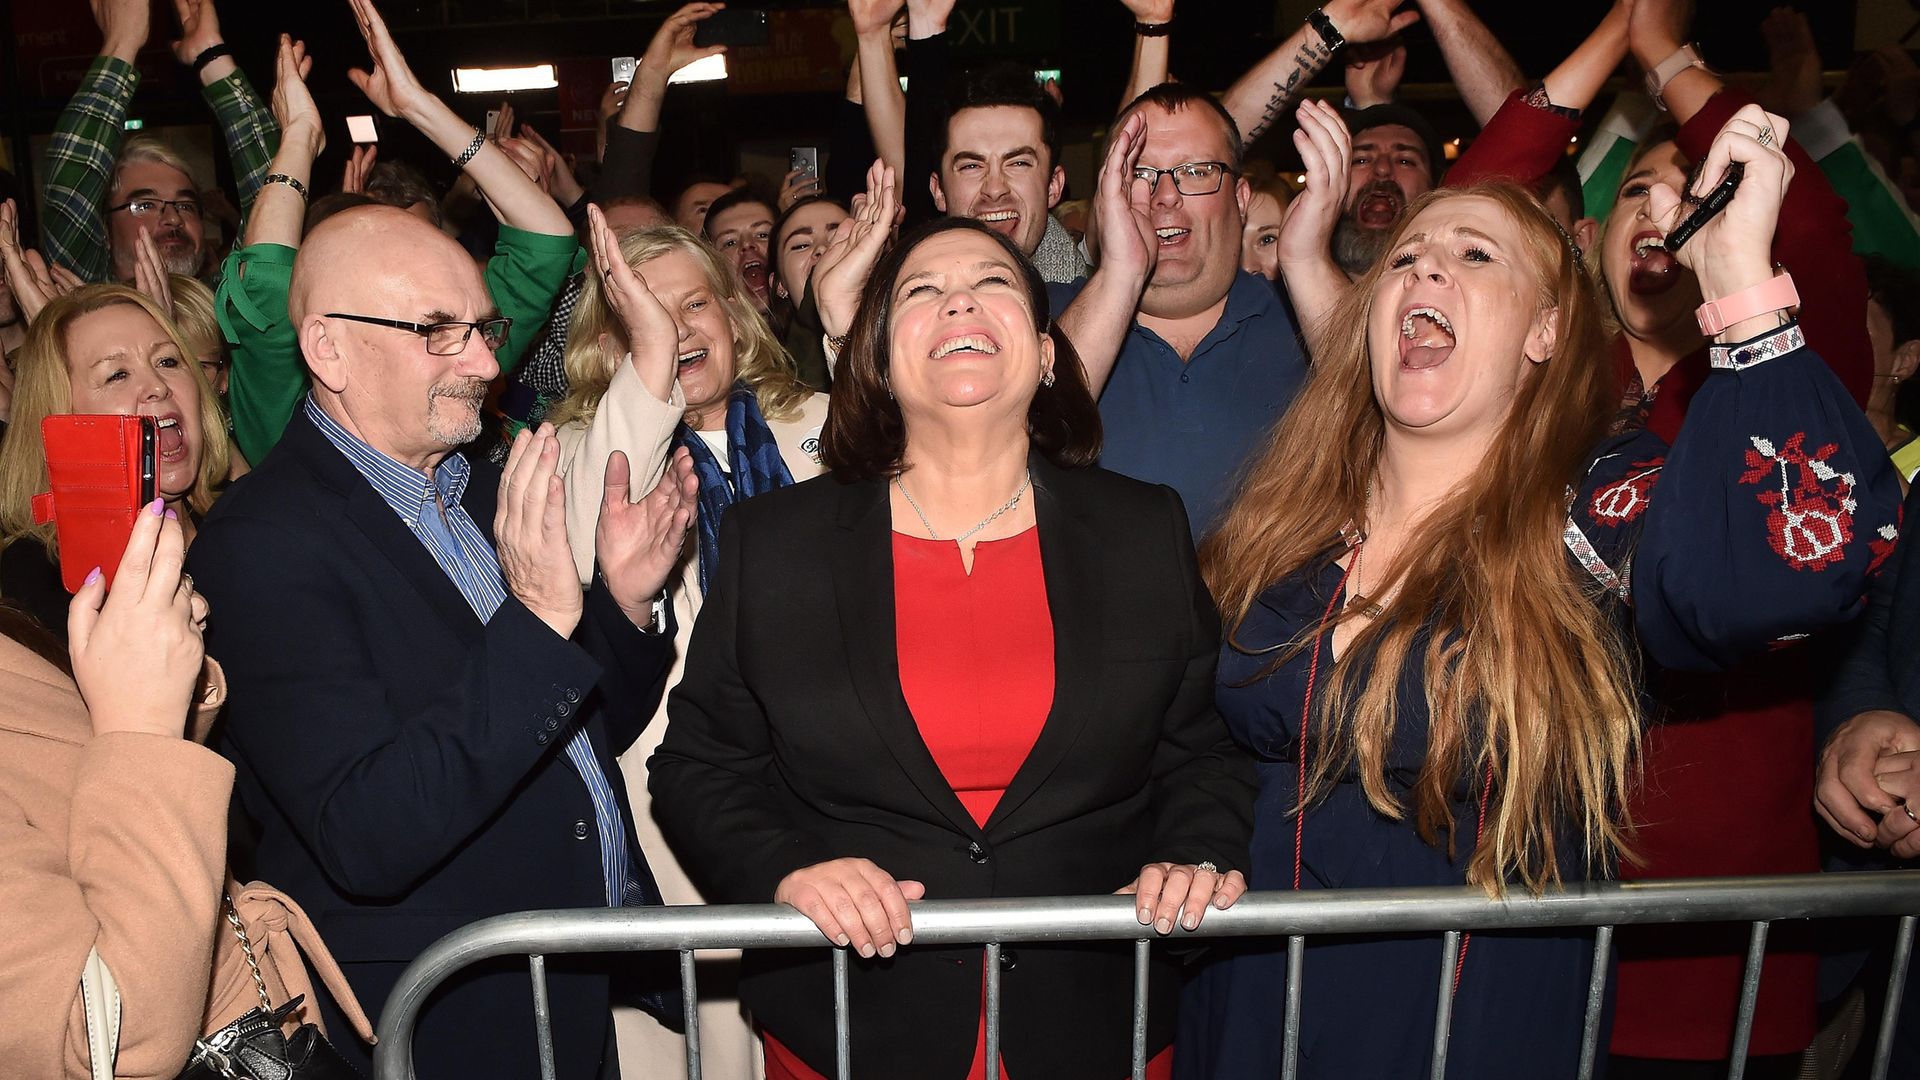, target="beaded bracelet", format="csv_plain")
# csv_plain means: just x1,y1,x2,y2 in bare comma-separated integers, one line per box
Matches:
262,173,309,202
452,130,487,169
